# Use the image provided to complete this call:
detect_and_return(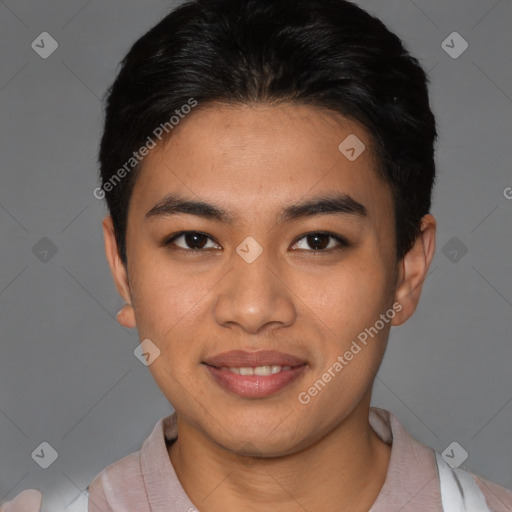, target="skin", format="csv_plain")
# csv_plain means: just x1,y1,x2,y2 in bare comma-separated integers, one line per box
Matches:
104,103,436,512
